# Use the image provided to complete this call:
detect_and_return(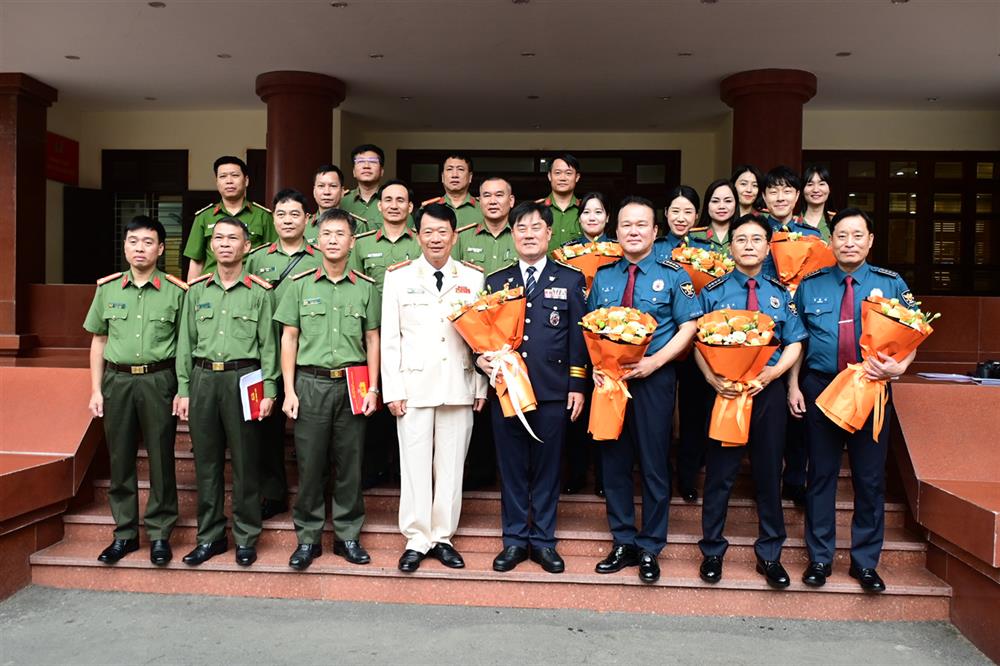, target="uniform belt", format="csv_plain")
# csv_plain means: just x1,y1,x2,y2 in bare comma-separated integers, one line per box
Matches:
297,365,346,379
194,358,259,372
107,359,175,375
